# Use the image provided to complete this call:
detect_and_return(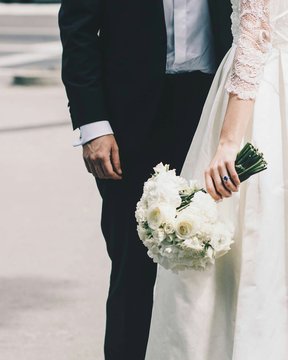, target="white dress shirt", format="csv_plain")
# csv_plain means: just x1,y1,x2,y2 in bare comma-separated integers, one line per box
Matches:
74,0,215,146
